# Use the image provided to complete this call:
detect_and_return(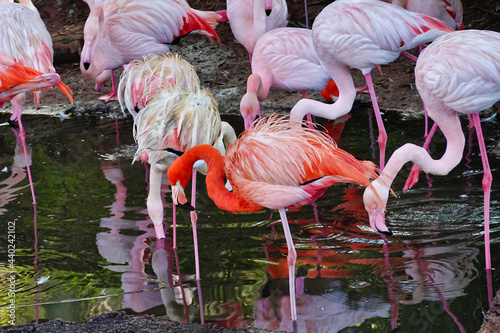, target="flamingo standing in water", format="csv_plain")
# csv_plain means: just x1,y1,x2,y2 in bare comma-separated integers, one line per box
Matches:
0,1,73,204
363,29,500,271
240,27,340,130
289,0,453,169
132,73,236,283
80,0,226,102
167,115,383,325
226,0,288,61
